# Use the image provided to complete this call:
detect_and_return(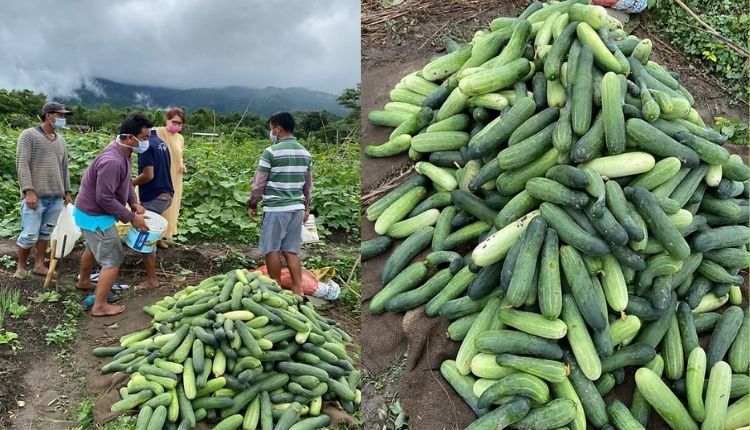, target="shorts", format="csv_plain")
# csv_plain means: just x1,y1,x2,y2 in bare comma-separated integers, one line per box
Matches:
17,197,64,249
81,224,125,269
259,210,304,255
141,193,173,214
